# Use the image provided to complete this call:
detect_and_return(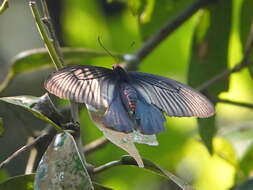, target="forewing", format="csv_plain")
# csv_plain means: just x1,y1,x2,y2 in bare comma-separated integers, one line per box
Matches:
44,65,116,109
129,72,215,118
